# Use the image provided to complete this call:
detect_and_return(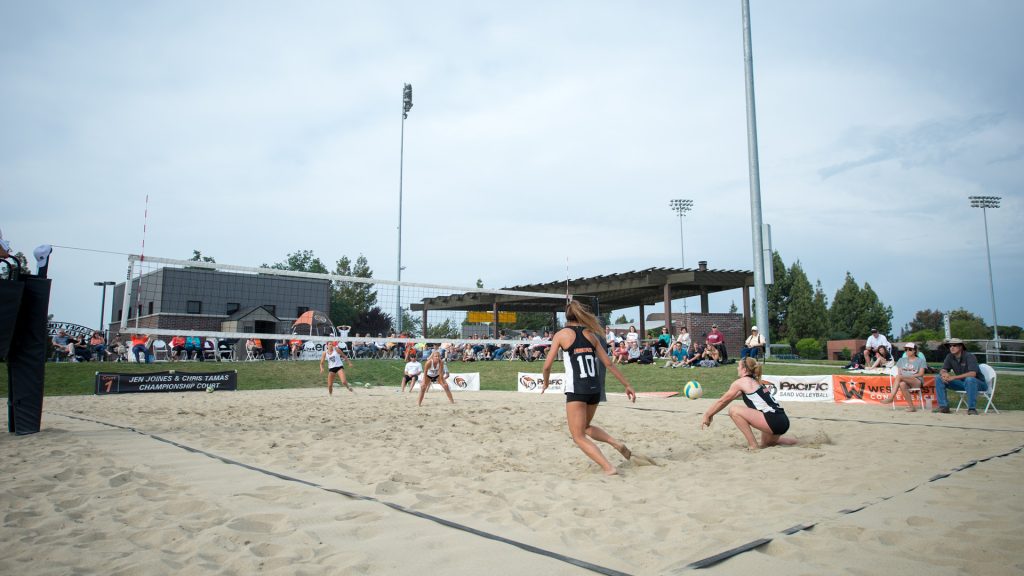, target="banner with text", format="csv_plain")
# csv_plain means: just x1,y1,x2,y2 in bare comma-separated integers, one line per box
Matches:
831,374,936,406
95,371,238,395
411,372,480,392
761,375,833,402
518,372,565,393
